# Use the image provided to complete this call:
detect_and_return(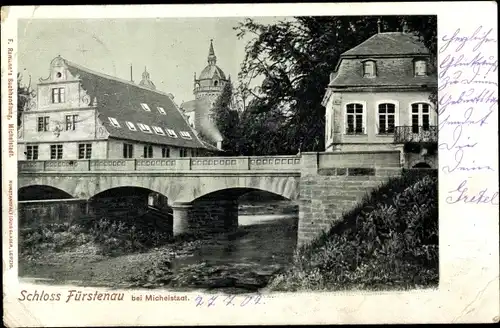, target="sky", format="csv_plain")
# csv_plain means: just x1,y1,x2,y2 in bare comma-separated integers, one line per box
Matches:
17,17,285,105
